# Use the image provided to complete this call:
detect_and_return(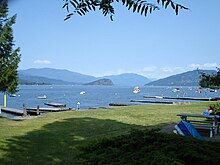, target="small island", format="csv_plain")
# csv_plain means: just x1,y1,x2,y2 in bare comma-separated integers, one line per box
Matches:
84,78,114,86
